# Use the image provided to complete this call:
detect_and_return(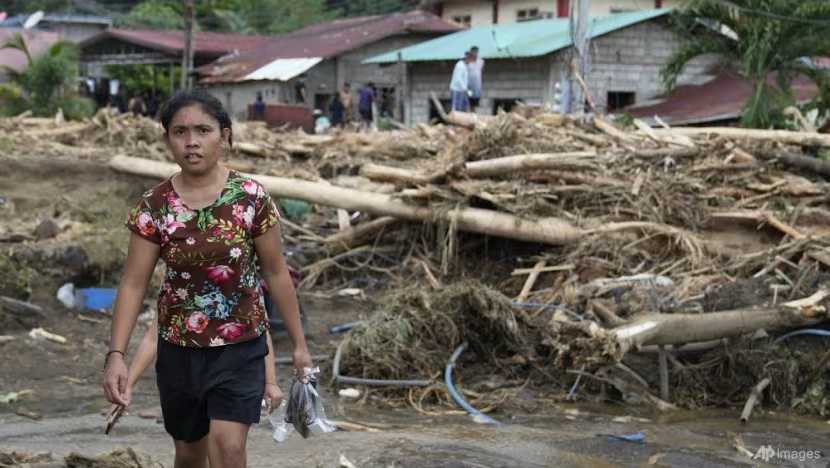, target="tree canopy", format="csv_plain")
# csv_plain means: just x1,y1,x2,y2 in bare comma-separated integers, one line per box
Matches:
662,0,830,128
